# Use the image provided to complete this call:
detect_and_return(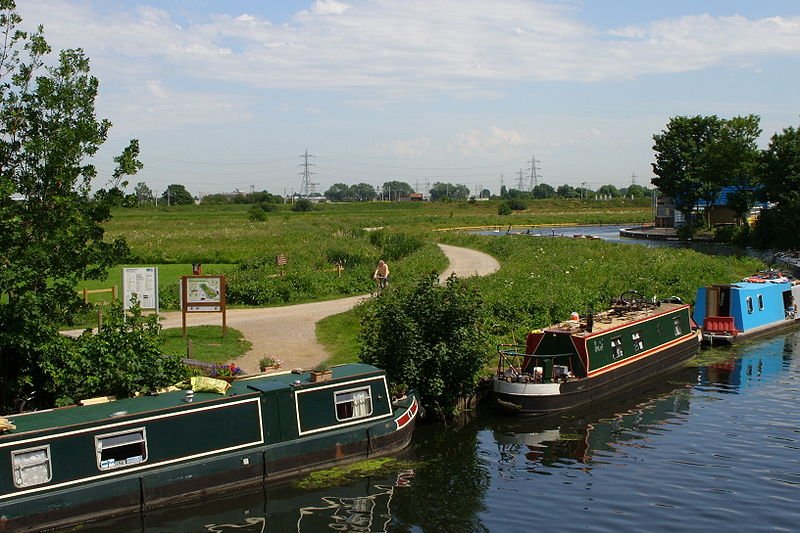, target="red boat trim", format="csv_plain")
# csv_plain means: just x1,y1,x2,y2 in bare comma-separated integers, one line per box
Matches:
587,332,696,378
394,397,418,430
526,331,545,354
570,336,588,372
